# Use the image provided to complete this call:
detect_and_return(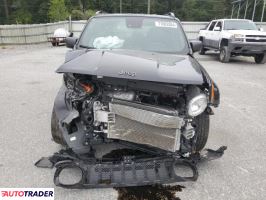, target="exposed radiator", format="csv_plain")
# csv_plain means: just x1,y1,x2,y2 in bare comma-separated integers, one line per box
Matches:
108,101,183,152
